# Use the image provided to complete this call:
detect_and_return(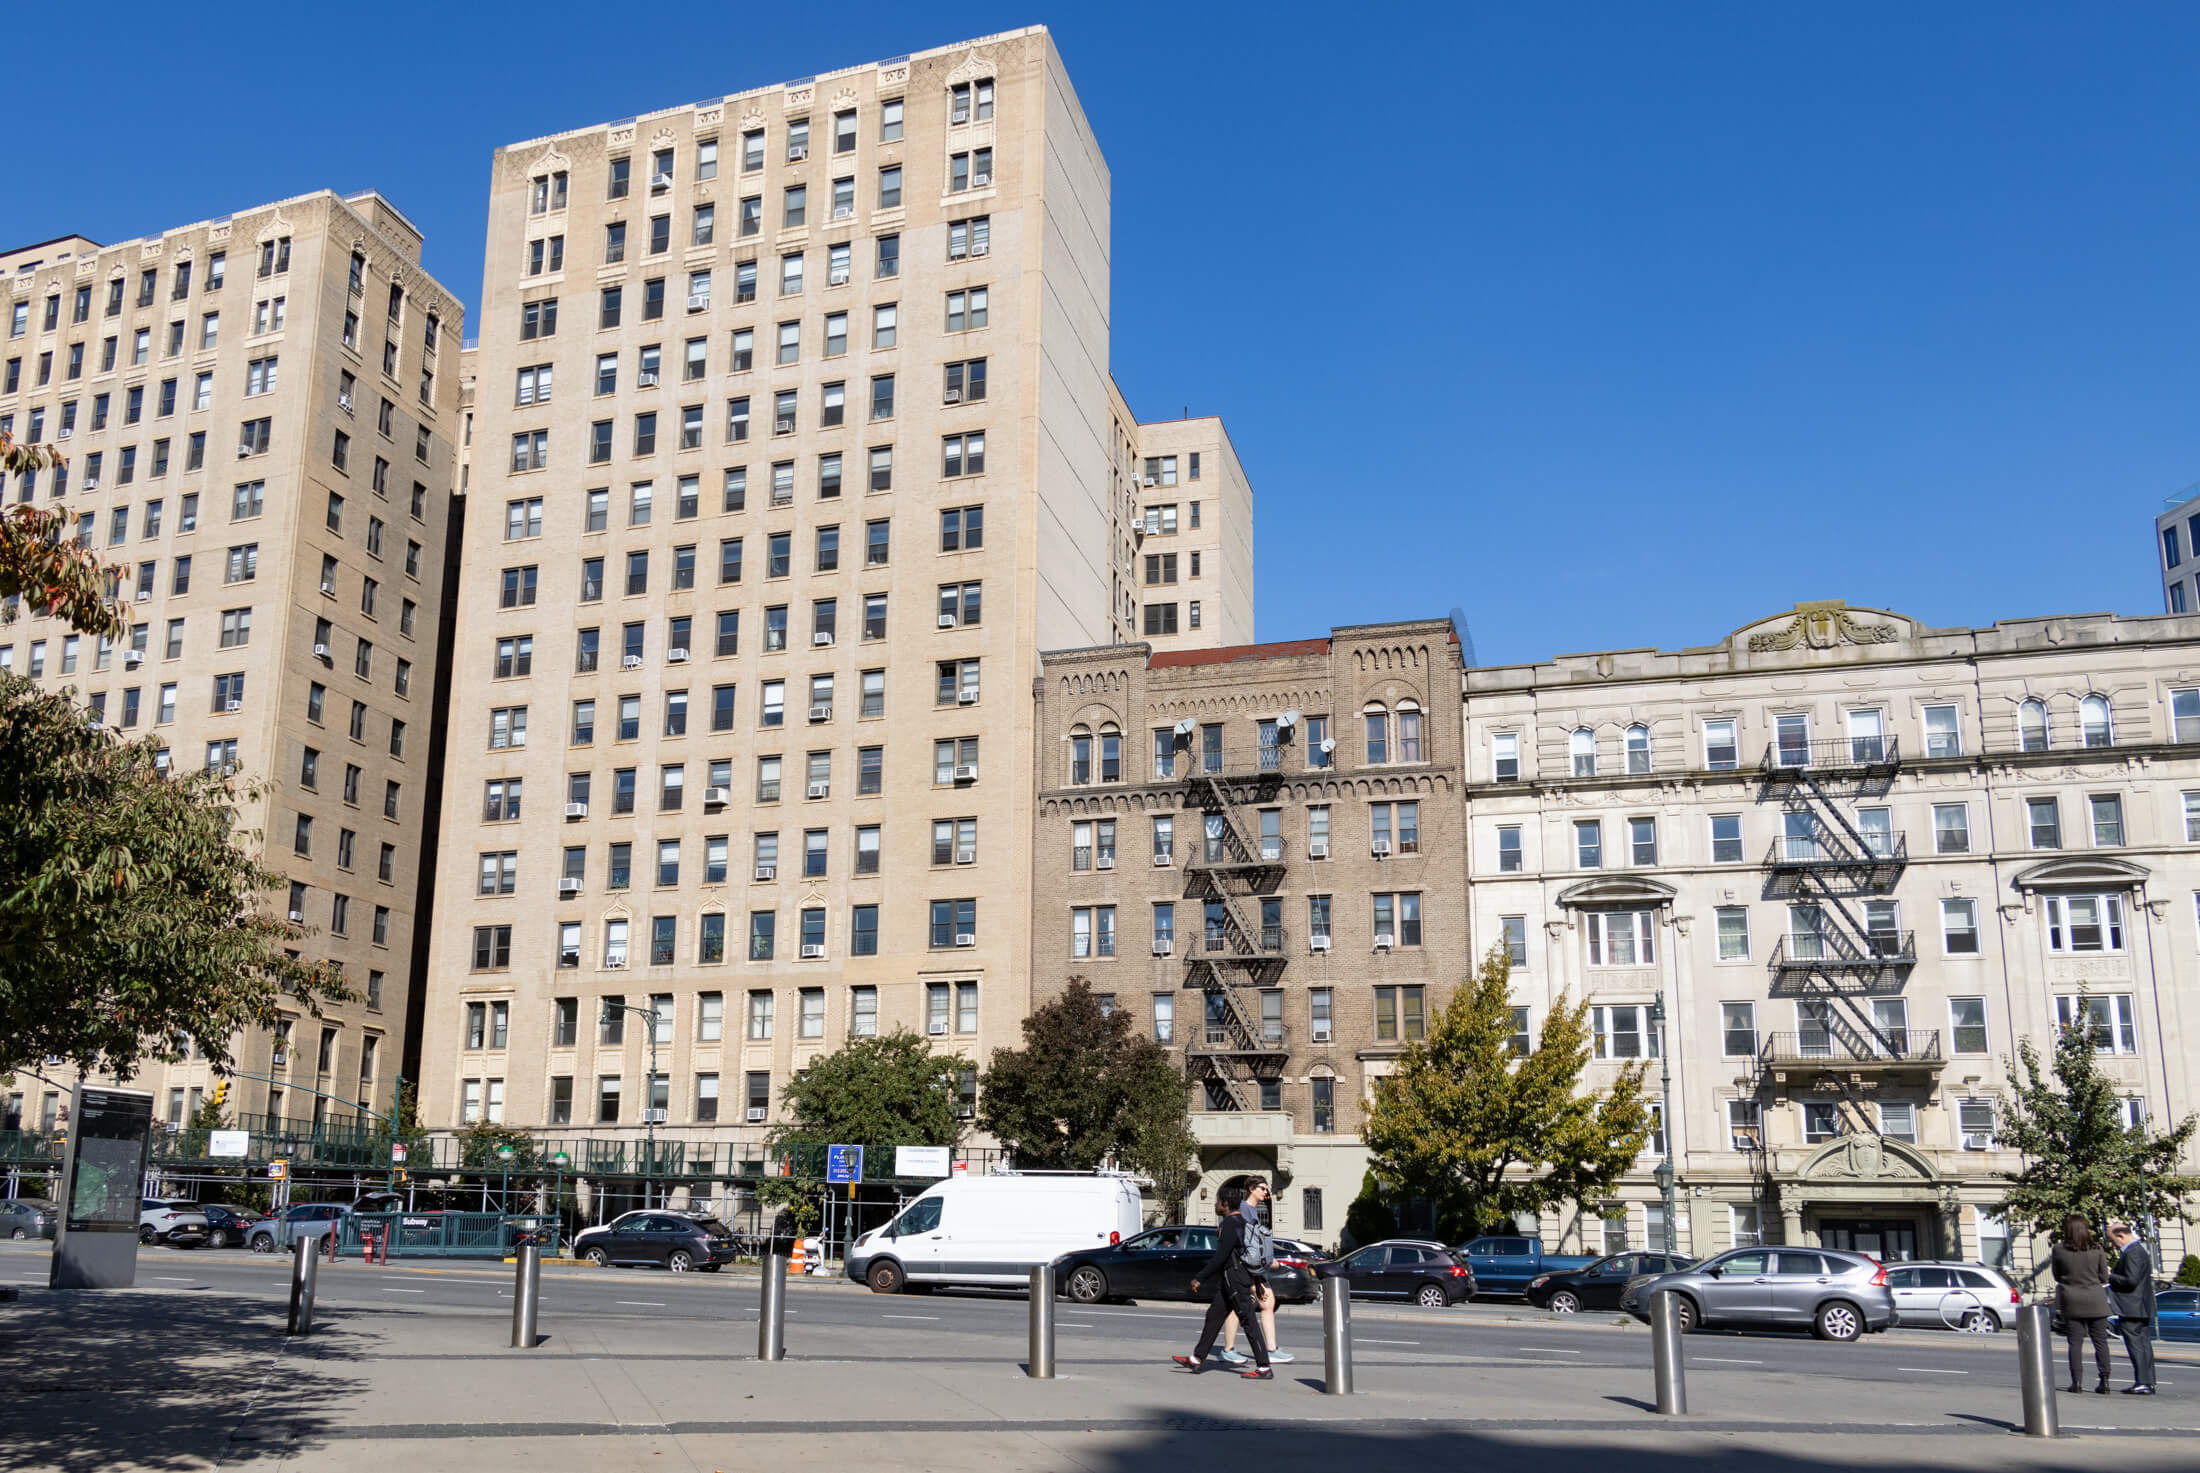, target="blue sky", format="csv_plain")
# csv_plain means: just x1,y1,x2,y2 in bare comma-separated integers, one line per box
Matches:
16,5,2199,664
